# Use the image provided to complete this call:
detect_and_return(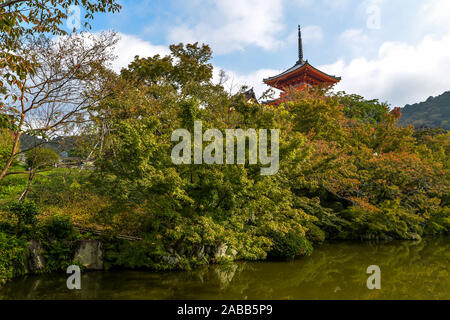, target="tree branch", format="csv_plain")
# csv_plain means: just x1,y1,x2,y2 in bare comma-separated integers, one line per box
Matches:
0,0,28,9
